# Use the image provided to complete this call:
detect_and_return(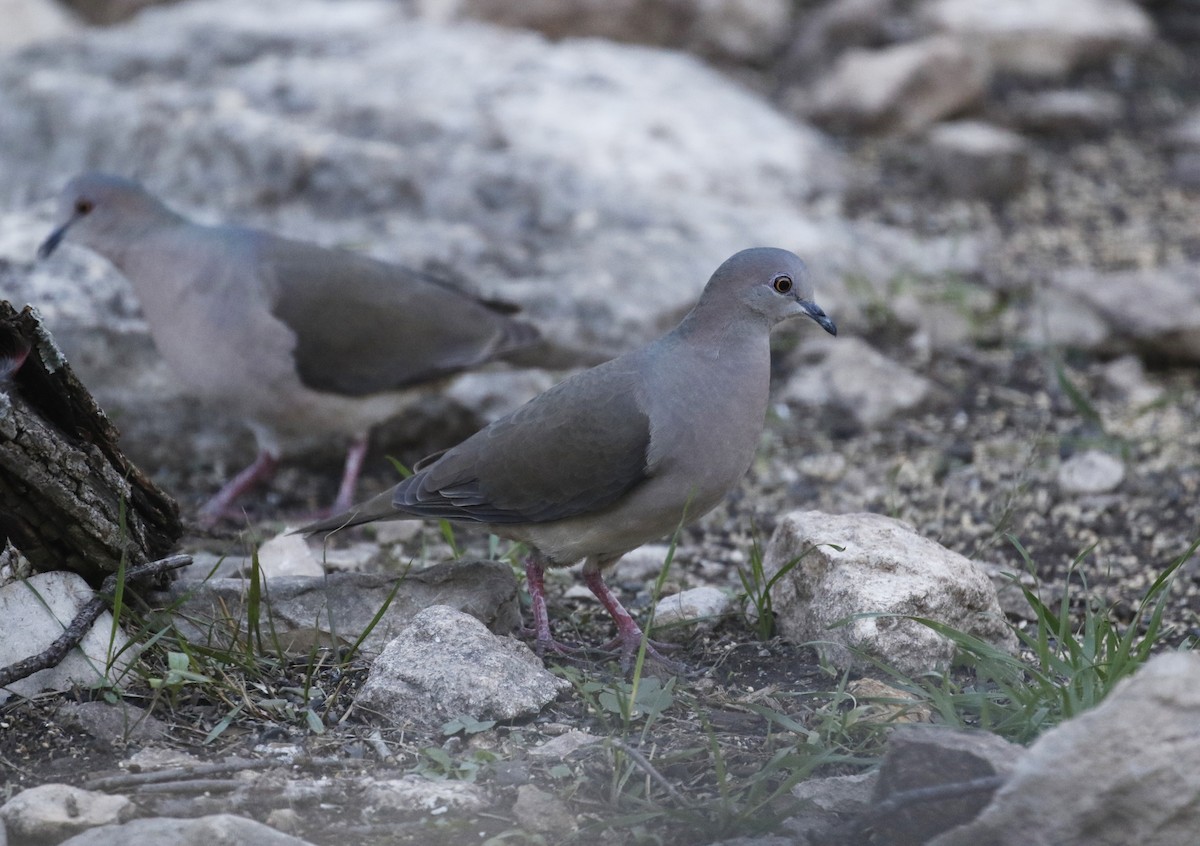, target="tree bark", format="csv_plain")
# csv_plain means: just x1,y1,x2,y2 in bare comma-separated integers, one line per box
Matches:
0,301,182,583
